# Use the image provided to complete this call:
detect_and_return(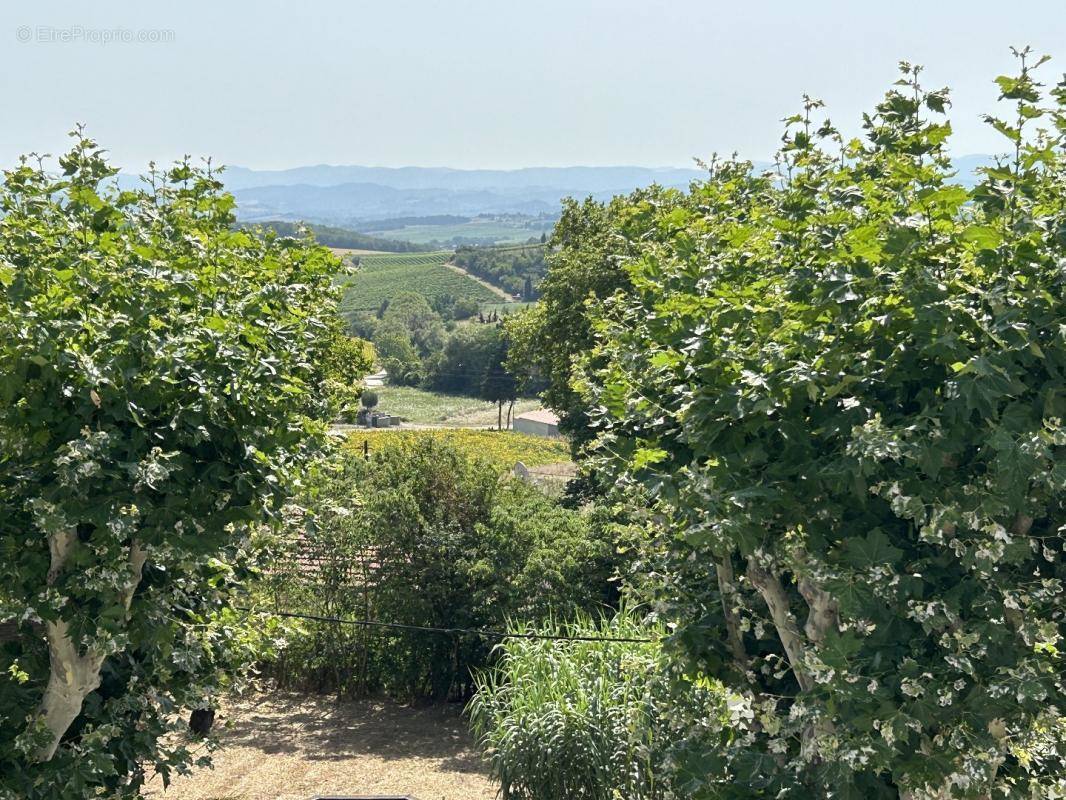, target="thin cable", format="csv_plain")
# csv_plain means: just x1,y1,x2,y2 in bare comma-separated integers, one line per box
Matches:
236,607,654,644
